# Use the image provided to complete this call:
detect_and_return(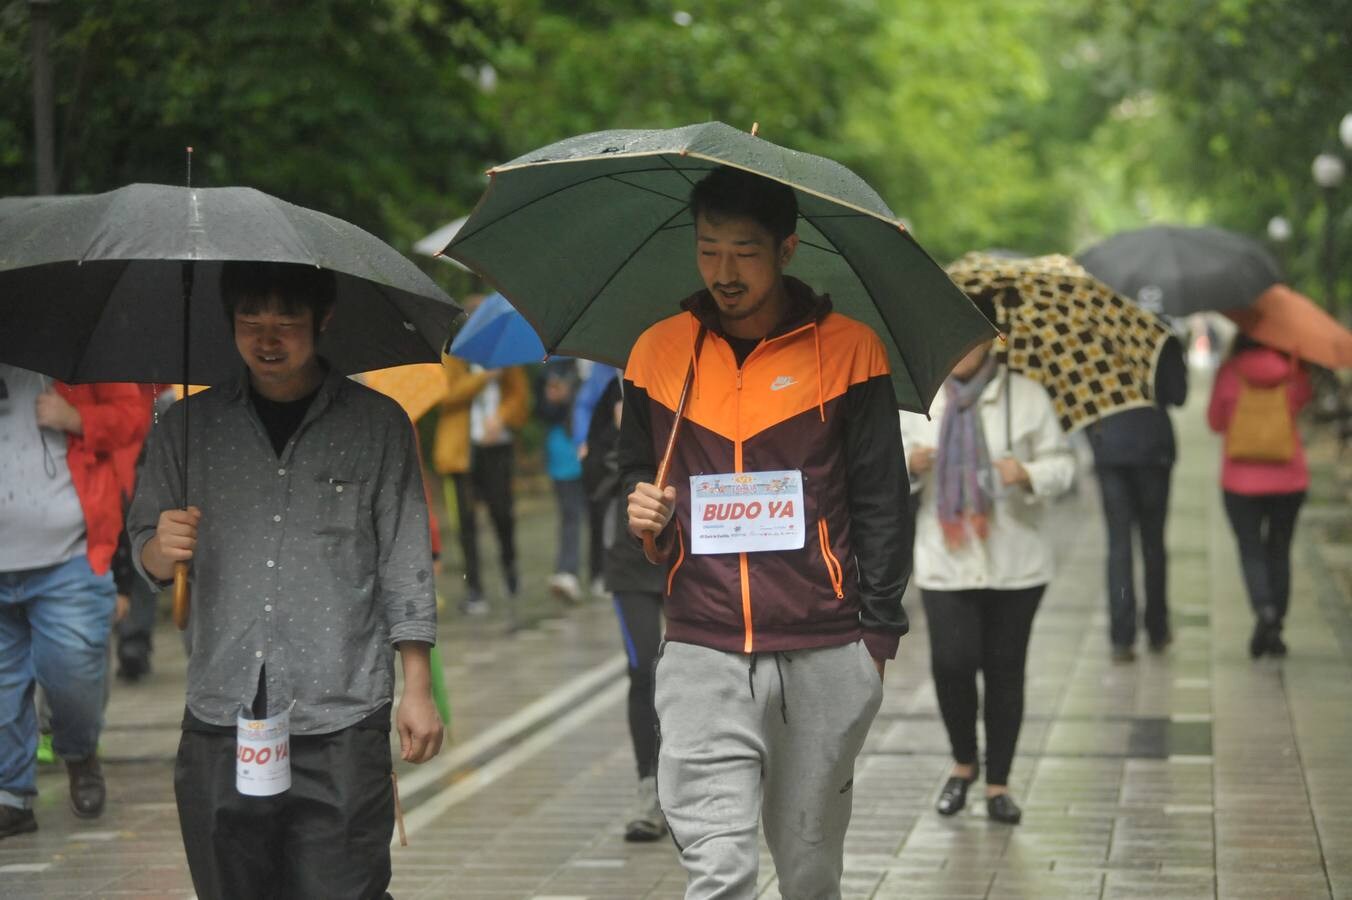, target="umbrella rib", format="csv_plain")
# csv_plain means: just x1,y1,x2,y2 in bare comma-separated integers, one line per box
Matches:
549,204,693,351
603,173,690,205
452,164,710,246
